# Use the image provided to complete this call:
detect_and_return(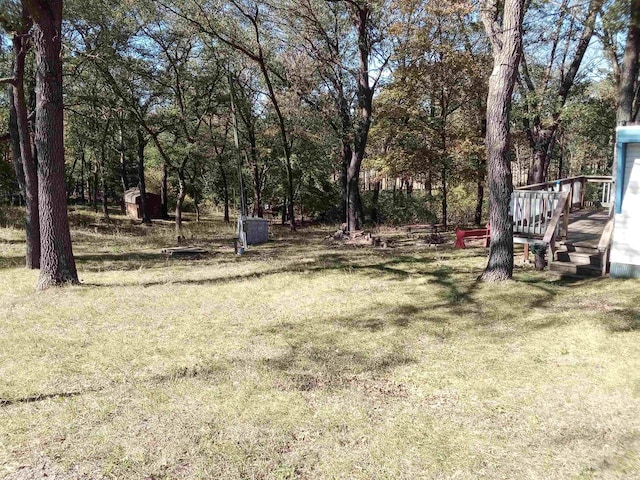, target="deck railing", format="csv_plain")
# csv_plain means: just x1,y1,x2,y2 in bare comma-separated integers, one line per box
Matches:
511,190,563,237
517,175,613,209
512,175,612,266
